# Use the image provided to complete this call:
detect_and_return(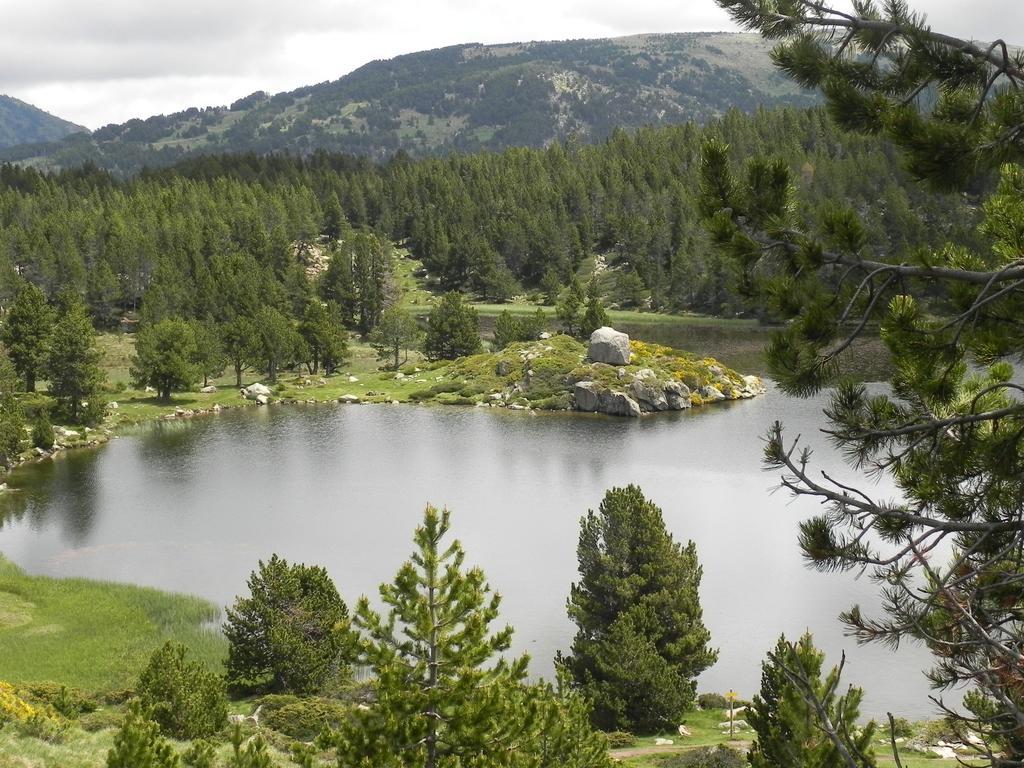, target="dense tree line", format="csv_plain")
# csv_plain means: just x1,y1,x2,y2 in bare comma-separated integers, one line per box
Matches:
0,105,984,332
